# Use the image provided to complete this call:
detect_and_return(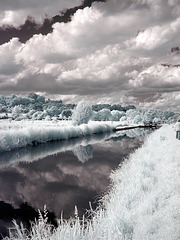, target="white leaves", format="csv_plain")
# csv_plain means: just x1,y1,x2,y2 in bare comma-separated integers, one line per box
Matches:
72,101,92,126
